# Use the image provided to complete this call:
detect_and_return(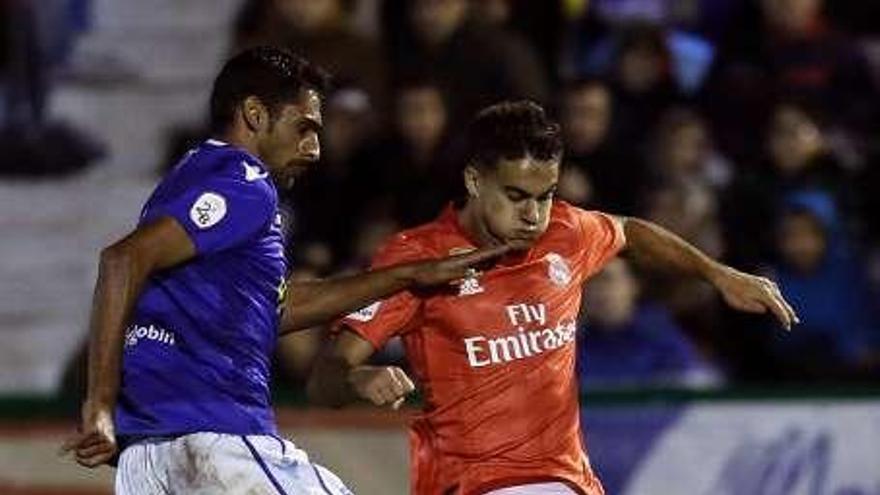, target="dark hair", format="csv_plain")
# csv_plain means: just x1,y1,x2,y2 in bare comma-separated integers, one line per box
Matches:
392,69,442,94
209,46,331,132
617,23,669,59
465,100,563,169
653,106,706,144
